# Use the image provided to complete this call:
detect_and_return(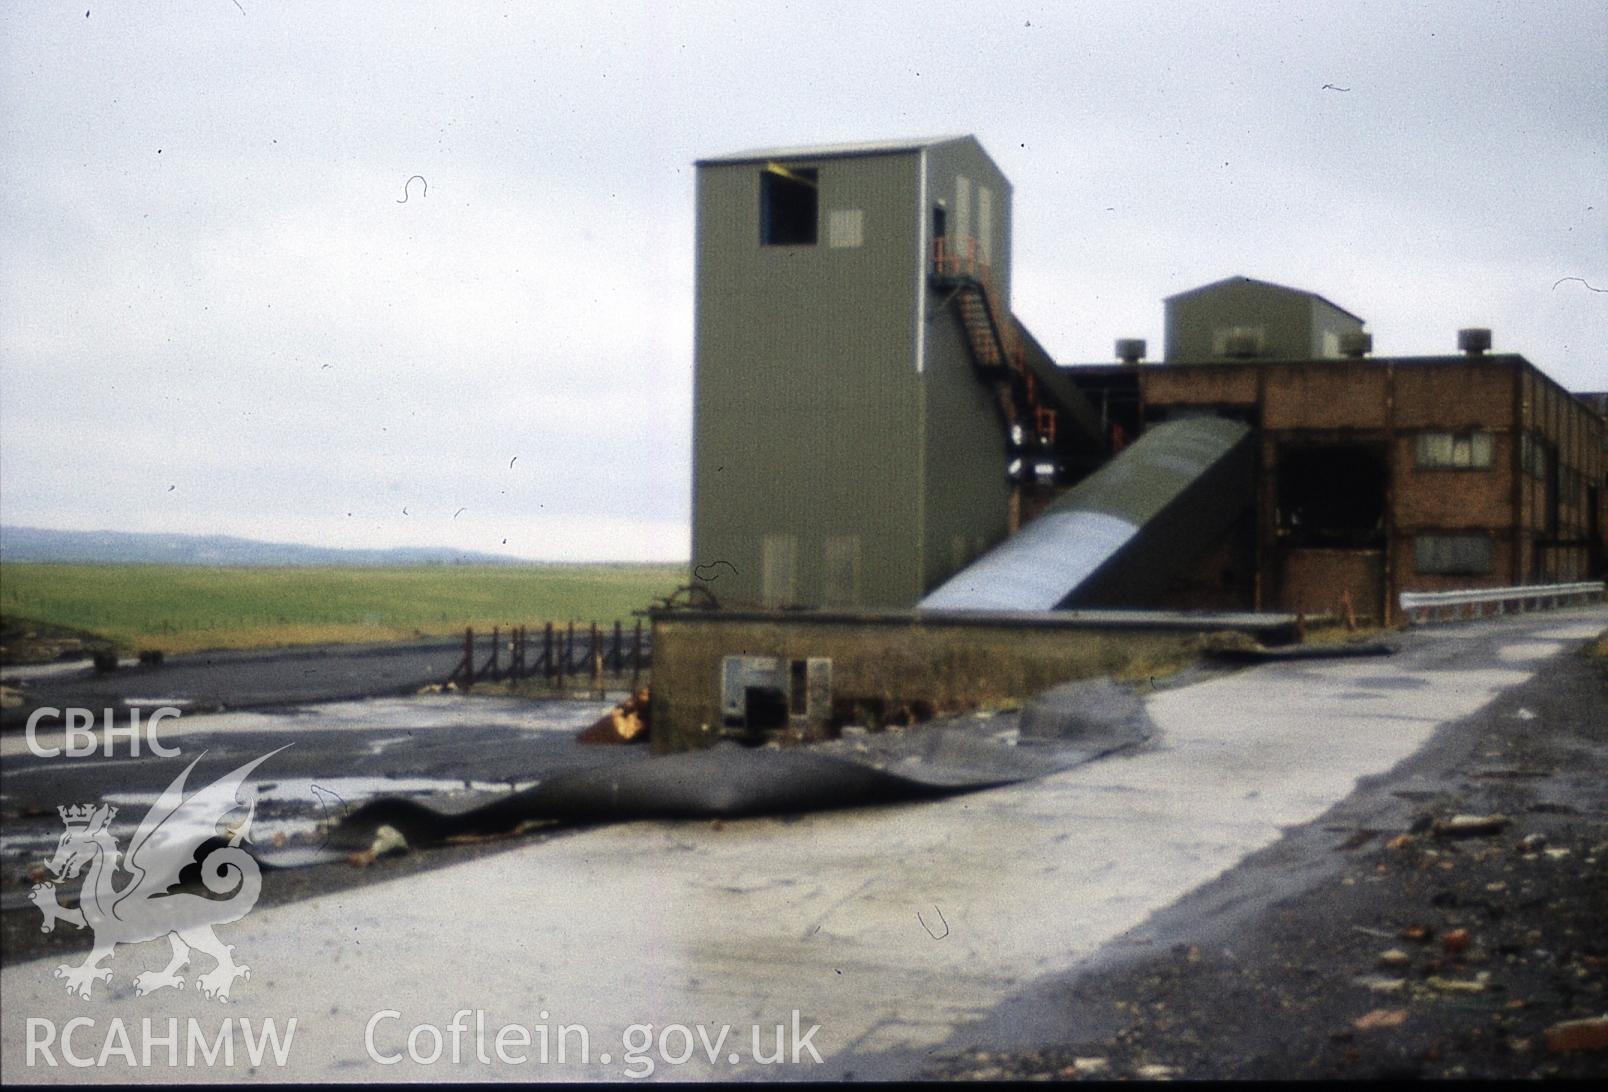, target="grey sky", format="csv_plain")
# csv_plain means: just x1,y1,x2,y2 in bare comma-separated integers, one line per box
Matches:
2,1,1603,561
